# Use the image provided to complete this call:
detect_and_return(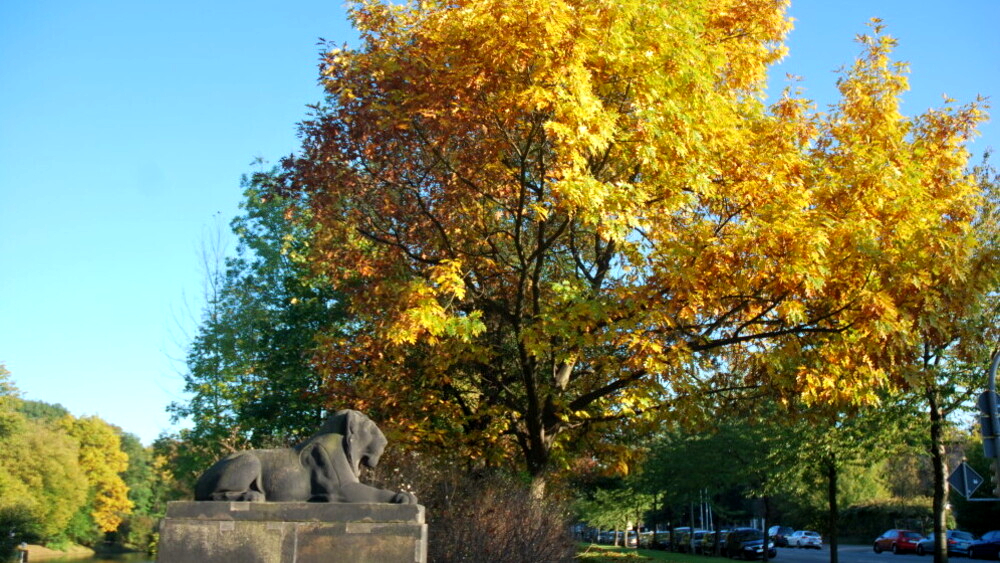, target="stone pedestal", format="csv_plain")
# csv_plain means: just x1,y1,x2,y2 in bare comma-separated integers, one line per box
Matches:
157,502,427,563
